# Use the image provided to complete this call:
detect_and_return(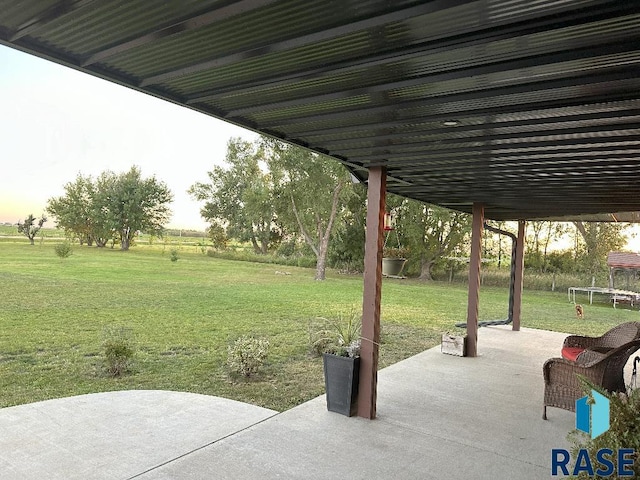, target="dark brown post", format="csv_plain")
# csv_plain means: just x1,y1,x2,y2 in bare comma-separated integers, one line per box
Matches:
358,166,386,419
466,203,484,357
512,220,525,331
